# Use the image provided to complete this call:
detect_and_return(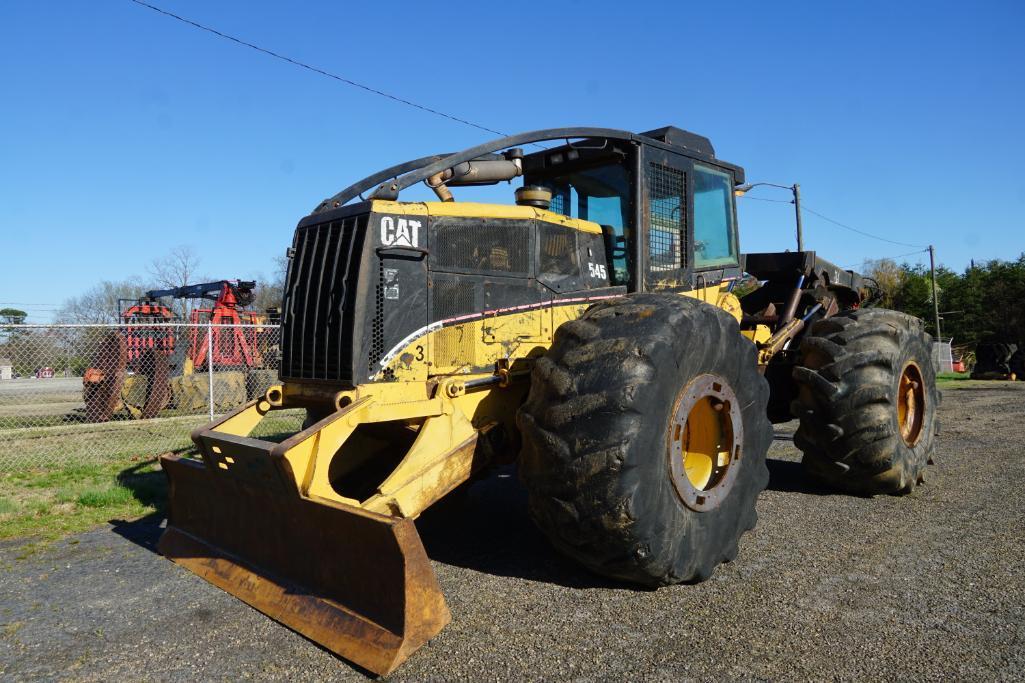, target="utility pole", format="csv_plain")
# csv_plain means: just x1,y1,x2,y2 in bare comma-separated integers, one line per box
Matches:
929,245,941,341
792,183,804,252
